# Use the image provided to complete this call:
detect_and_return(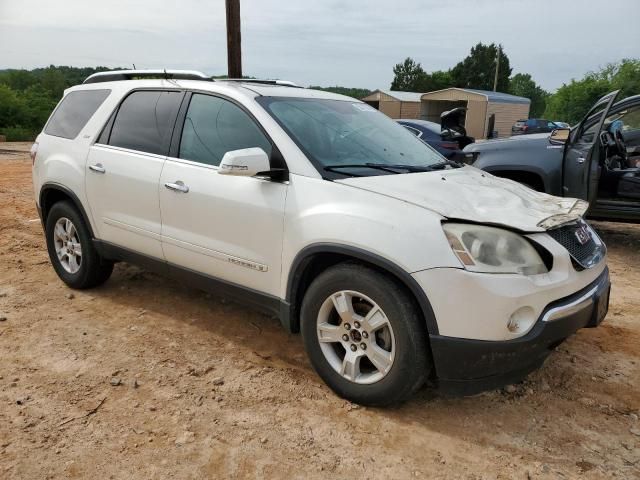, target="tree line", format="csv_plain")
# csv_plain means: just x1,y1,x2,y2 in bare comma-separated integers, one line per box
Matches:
388,43,639,124
0,49,638,141
0,66,114,141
